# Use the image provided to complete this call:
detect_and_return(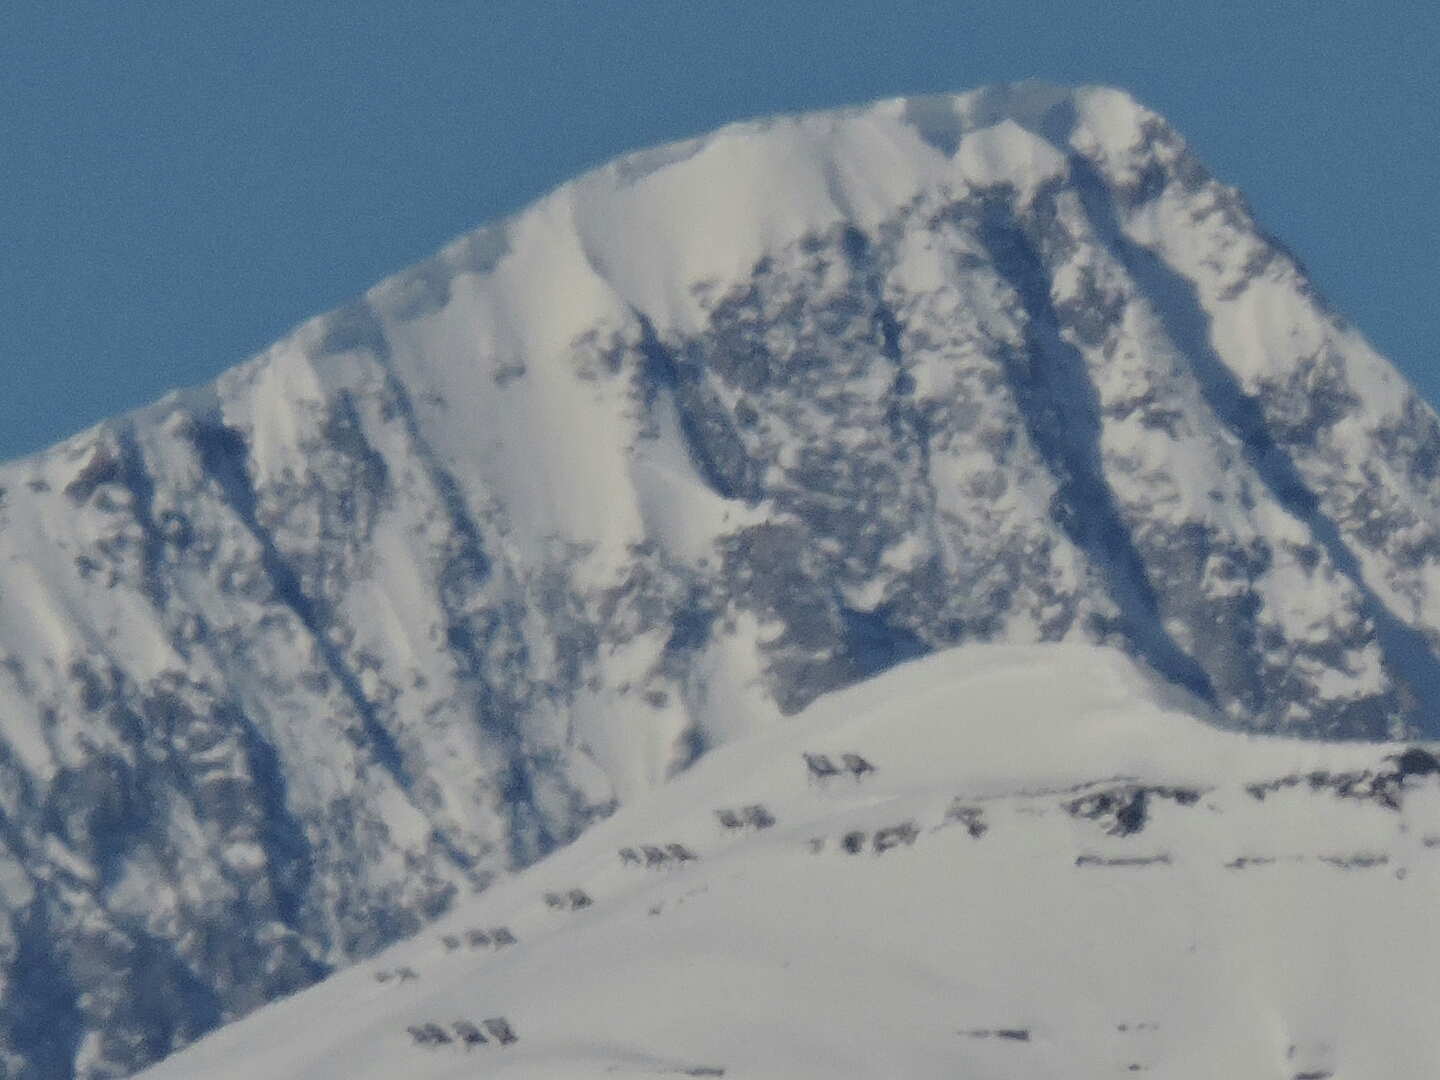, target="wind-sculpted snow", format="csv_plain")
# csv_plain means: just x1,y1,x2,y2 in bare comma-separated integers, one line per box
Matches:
134,646,1440,1080
2,83,1440,1077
